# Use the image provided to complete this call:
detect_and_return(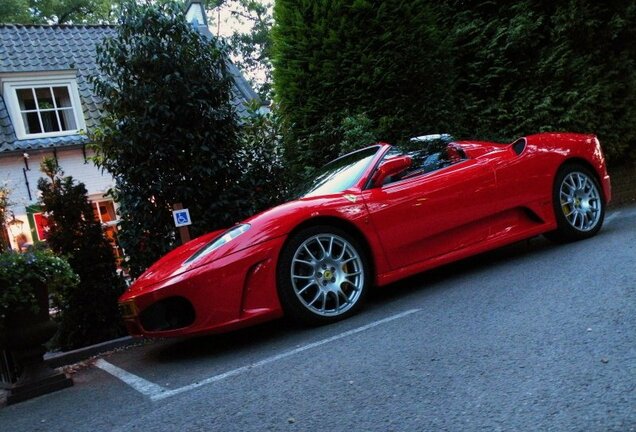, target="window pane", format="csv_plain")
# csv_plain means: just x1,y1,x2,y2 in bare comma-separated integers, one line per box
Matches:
53,86,72,108
40,110,61,132
17,88,36,110
99,201,117,222
22,112,42,134
58,108,77,131
13,83,81,137
35,87,54,109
